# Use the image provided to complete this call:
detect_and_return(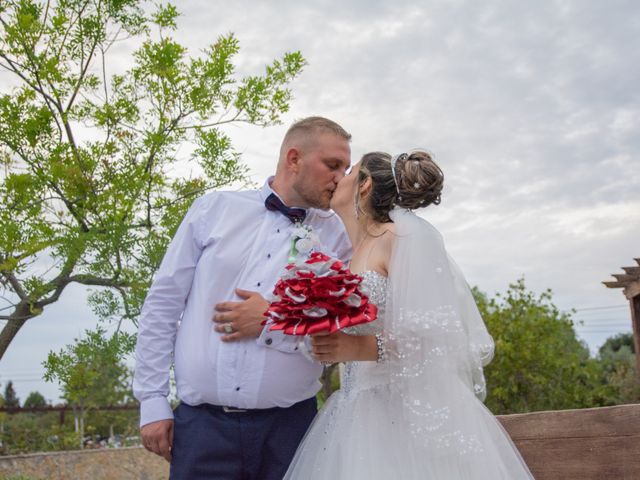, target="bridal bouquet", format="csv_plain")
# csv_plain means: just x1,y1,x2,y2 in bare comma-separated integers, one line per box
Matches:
264,251,378,335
